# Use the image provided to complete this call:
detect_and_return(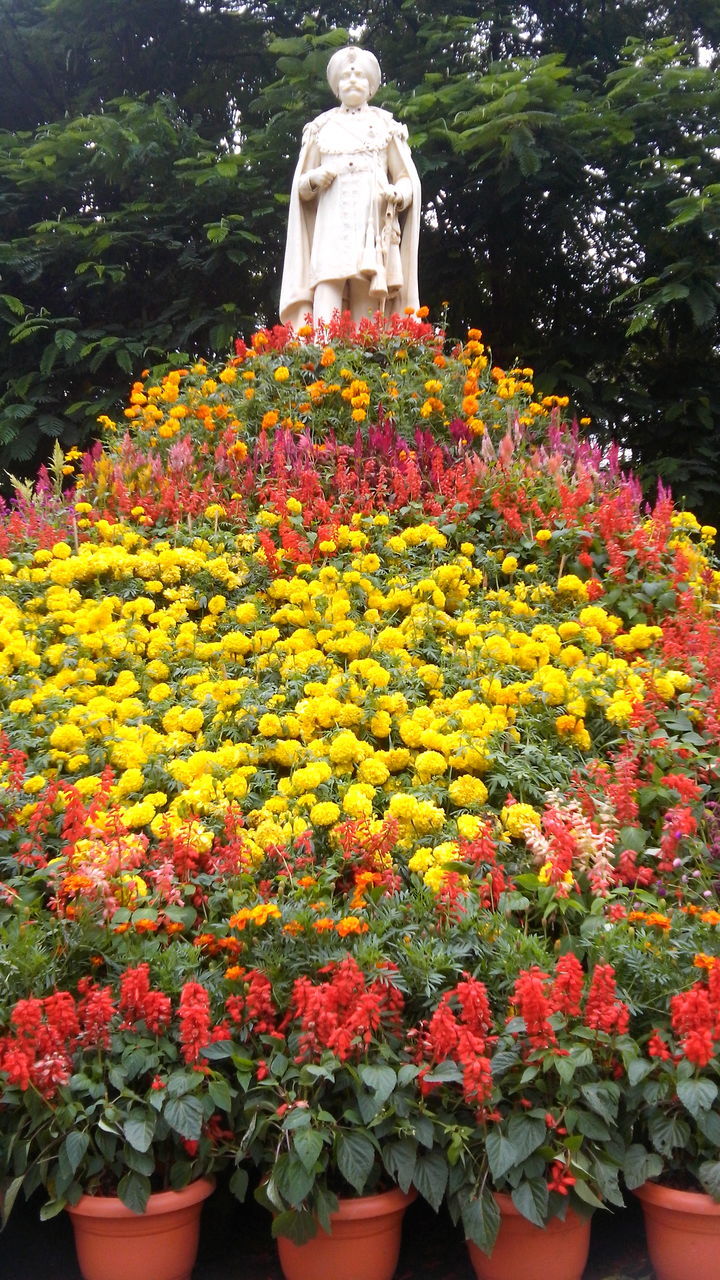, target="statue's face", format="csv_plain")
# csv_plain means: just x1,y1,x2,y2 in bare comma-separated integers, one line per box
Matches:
337,64,371,108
